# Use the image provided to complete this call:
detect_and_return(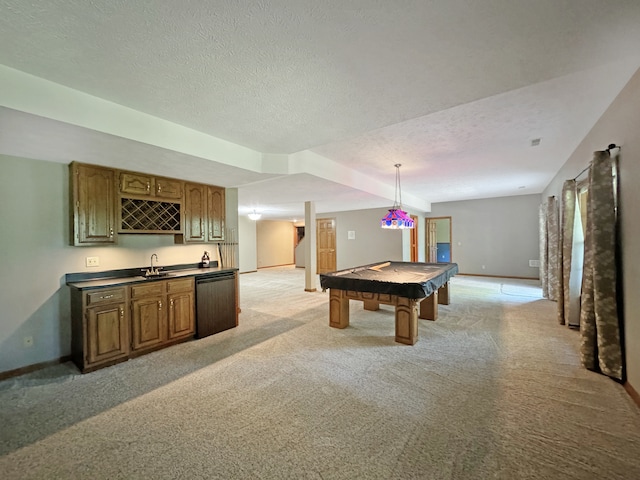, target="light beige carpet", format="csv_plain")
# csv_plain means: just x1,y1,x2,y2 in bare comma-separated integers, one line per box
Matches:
1,267,639,479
